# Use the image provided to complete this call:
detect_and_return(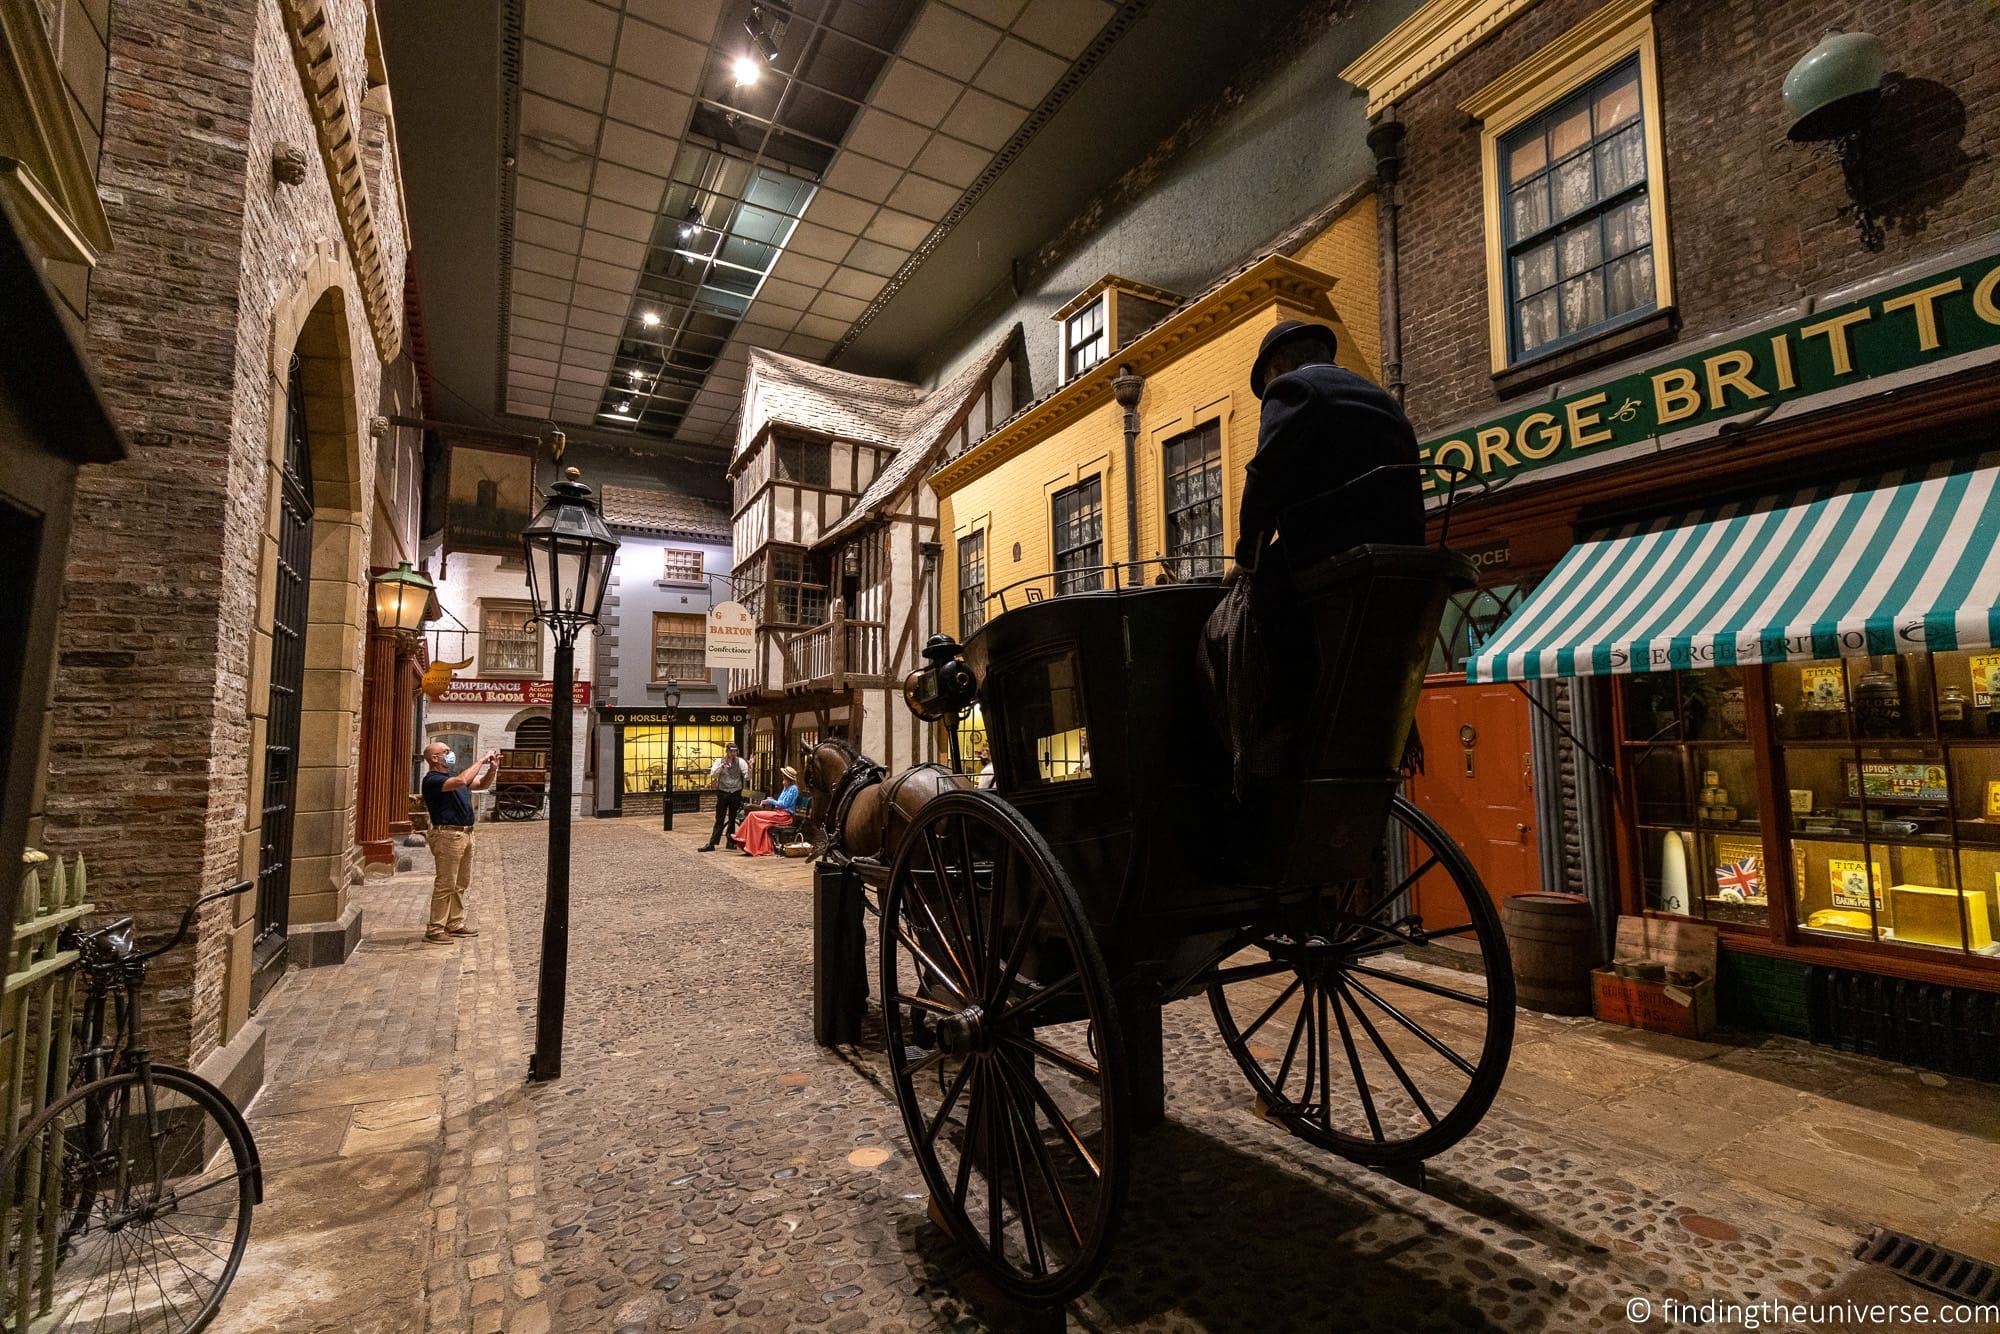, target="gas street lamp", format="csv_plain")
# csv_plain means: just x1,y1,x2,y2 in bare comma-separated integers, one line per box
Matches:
370,559,434,637
660,677,683,832
520,467,619,1082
